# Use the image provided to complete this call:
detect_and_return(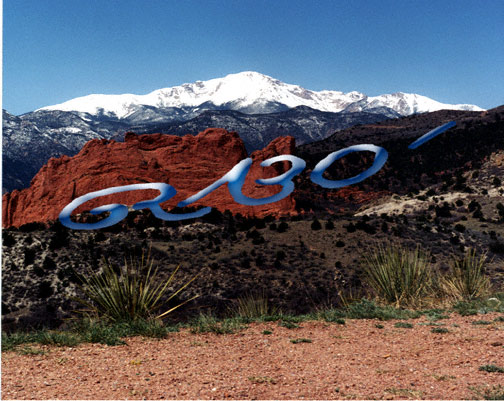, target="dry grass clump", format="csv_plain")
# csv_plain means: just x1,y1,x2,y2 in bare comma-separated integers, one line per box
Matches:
362,244,433,308
228,291,279,319
362,244,495,308
439,248,492,301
